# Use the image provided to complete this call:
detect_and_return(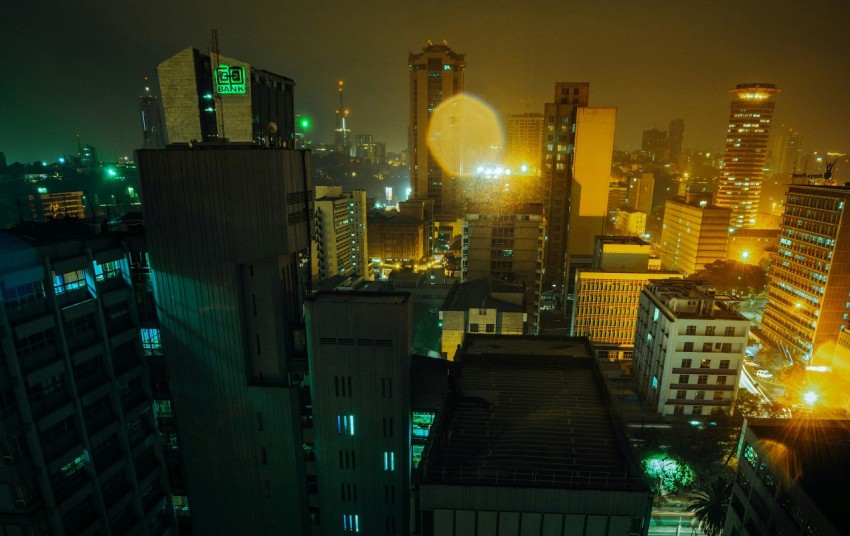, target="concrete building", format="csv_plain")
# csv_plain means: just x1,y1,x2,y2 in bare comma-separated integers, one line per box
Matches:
615,207,647,237
305,292,412,536
668,119,684,164
408,42,465,220
461,203,545,333
725,419,849,536
641,128,668,163
312,186,368,282
504,112,543,173
716,84,780,228
355,134,385,164
0,227,173,534
659,197,731,276
367,201,432,265
157,47,295,147
418,335,653,535
631,172,655,215
439,278,527,360
28,191,85,222
633,280,750,416
137,145,314,534
140,90,167,150
761,184,850,362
